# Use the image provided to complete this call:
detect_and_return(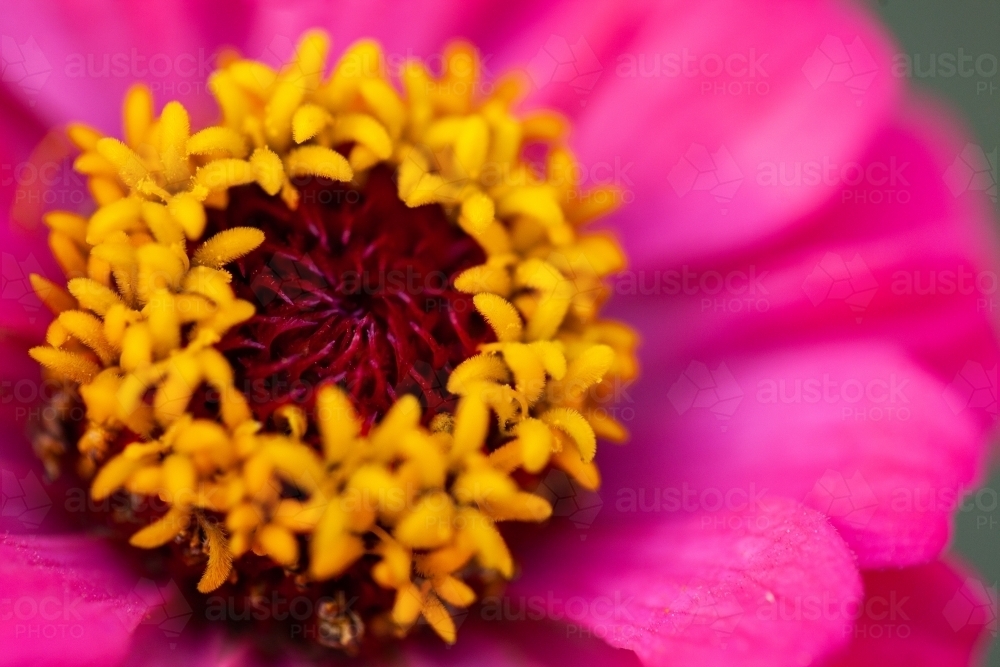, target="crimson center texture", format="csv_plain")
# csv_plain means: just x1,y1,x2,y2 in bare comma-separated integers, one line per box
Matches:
207,166,494,429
